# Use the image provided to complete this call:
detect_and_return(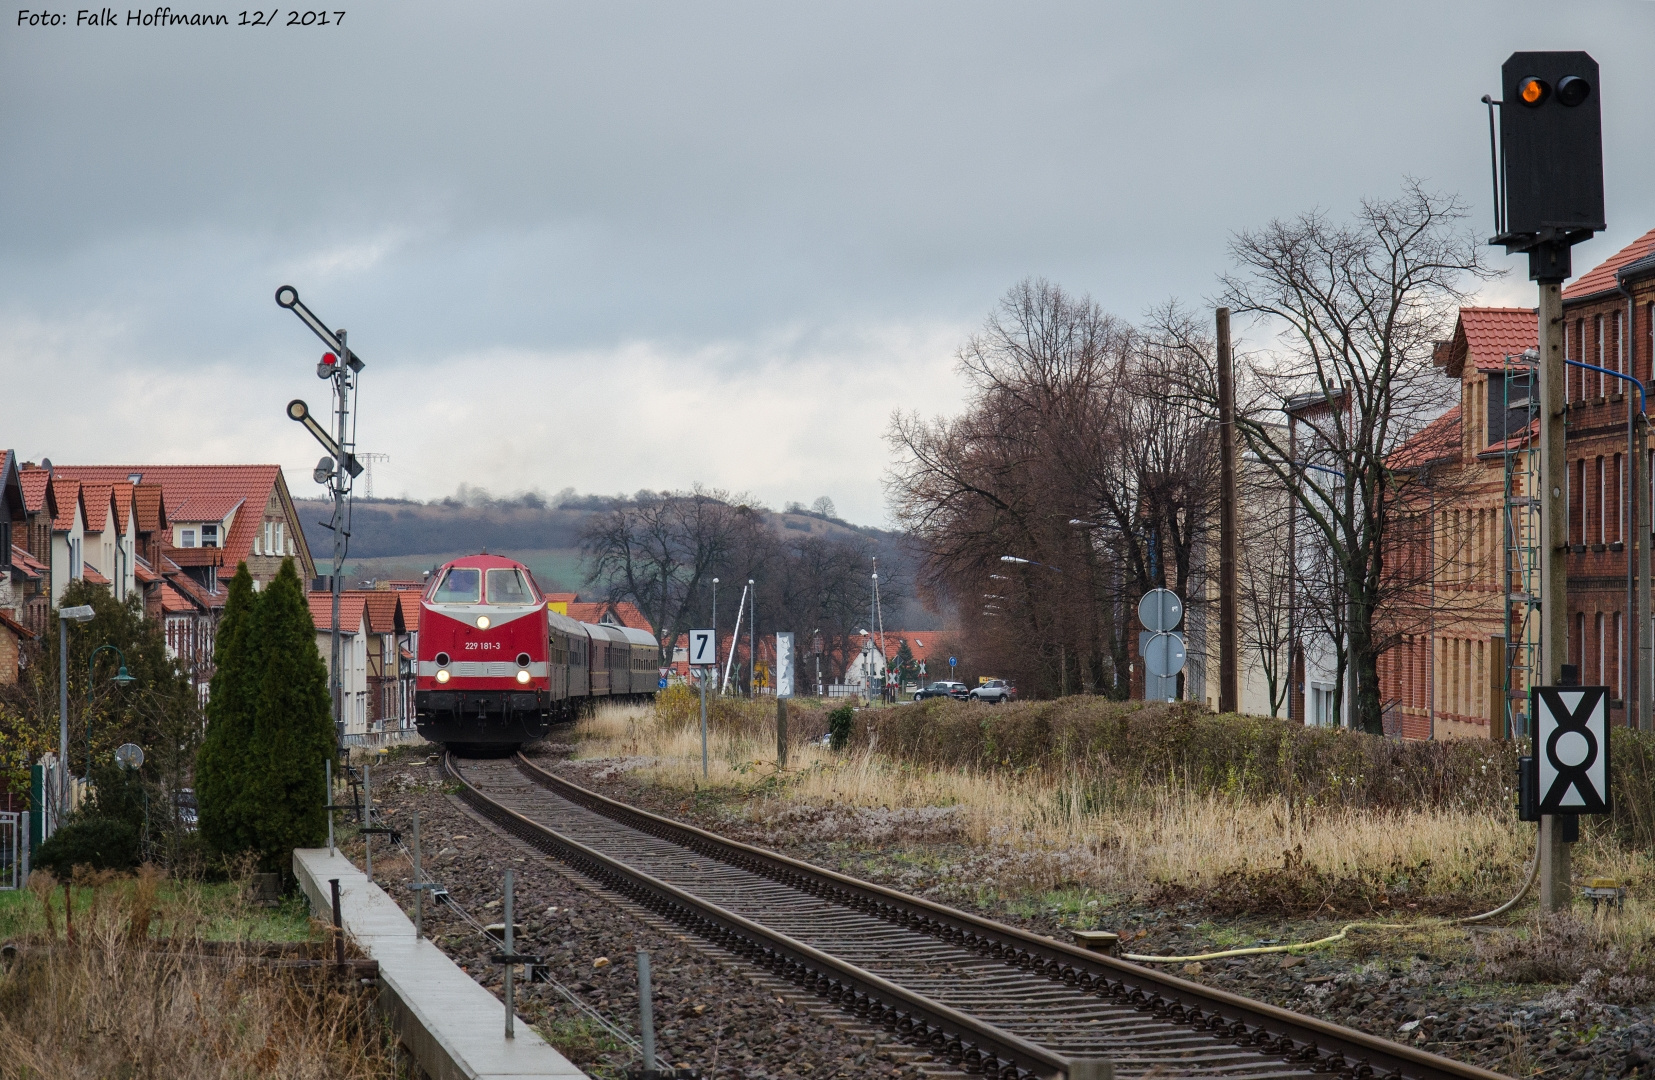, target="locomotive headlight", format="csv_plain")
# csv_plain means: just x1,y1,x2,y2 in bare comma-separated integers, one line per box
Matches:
476,615,490,629
516,669,532,685
435,669,451,684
